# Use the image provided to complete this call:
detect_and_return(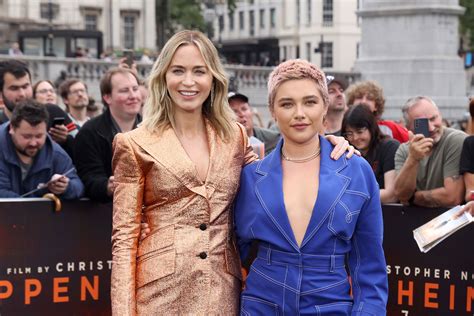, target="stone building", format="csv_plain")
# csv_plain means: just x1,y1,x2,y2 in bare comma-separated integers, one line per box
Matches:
0,0,156,56
214,0,361,72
